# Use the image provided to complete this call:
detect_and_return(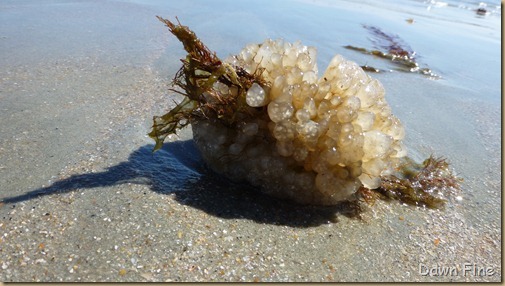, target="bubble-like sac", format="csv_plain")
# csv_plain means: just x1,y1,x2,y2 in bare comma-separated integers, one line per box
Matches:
192,39,407,205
